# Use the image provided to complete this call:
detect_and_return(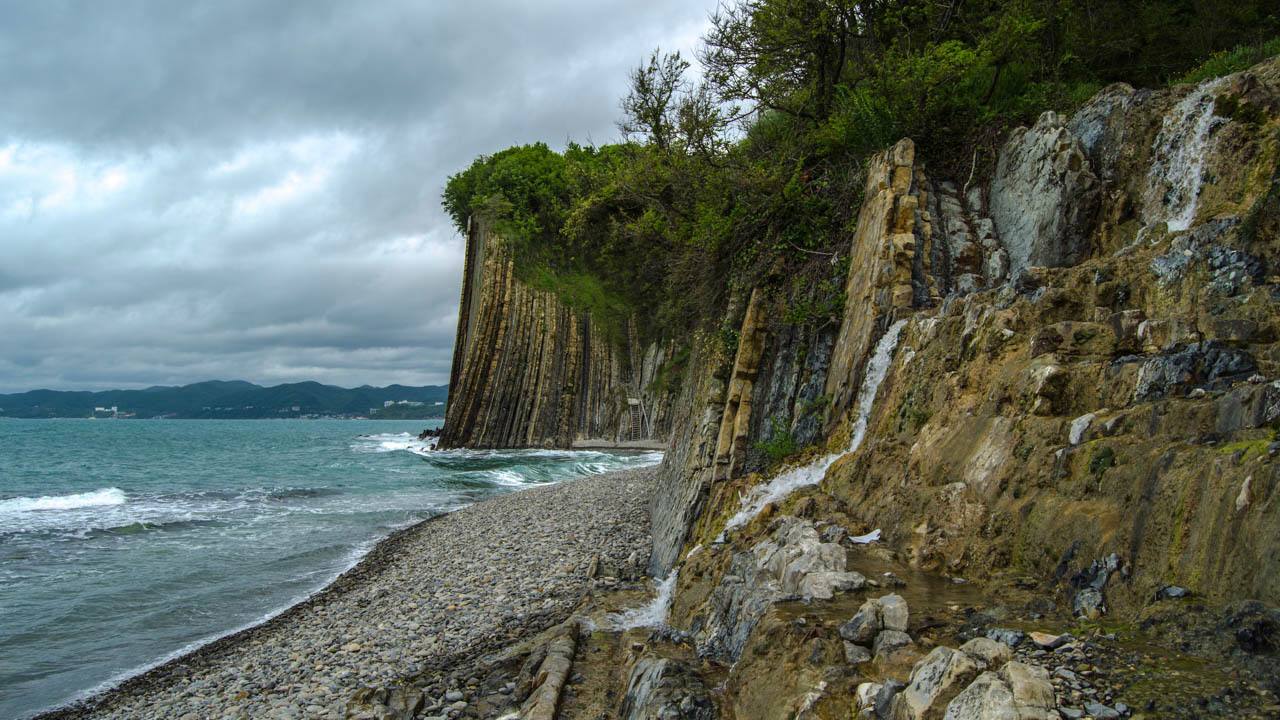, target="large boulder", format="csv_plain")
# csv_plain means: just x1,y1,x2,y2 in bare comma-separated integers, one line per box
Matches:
990,111,1101,276
890,646,985,720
